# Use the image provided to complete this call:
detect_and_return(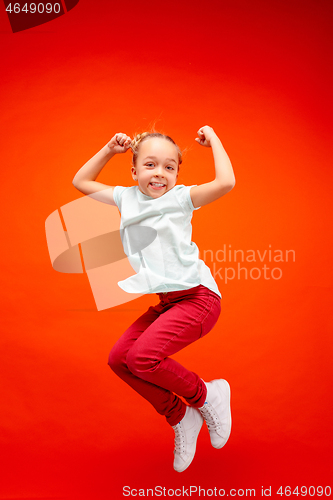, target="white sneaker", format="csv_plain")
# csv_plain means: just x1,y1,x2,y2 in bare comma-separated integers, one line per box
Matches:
199,379,231,449
171,406,204,472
